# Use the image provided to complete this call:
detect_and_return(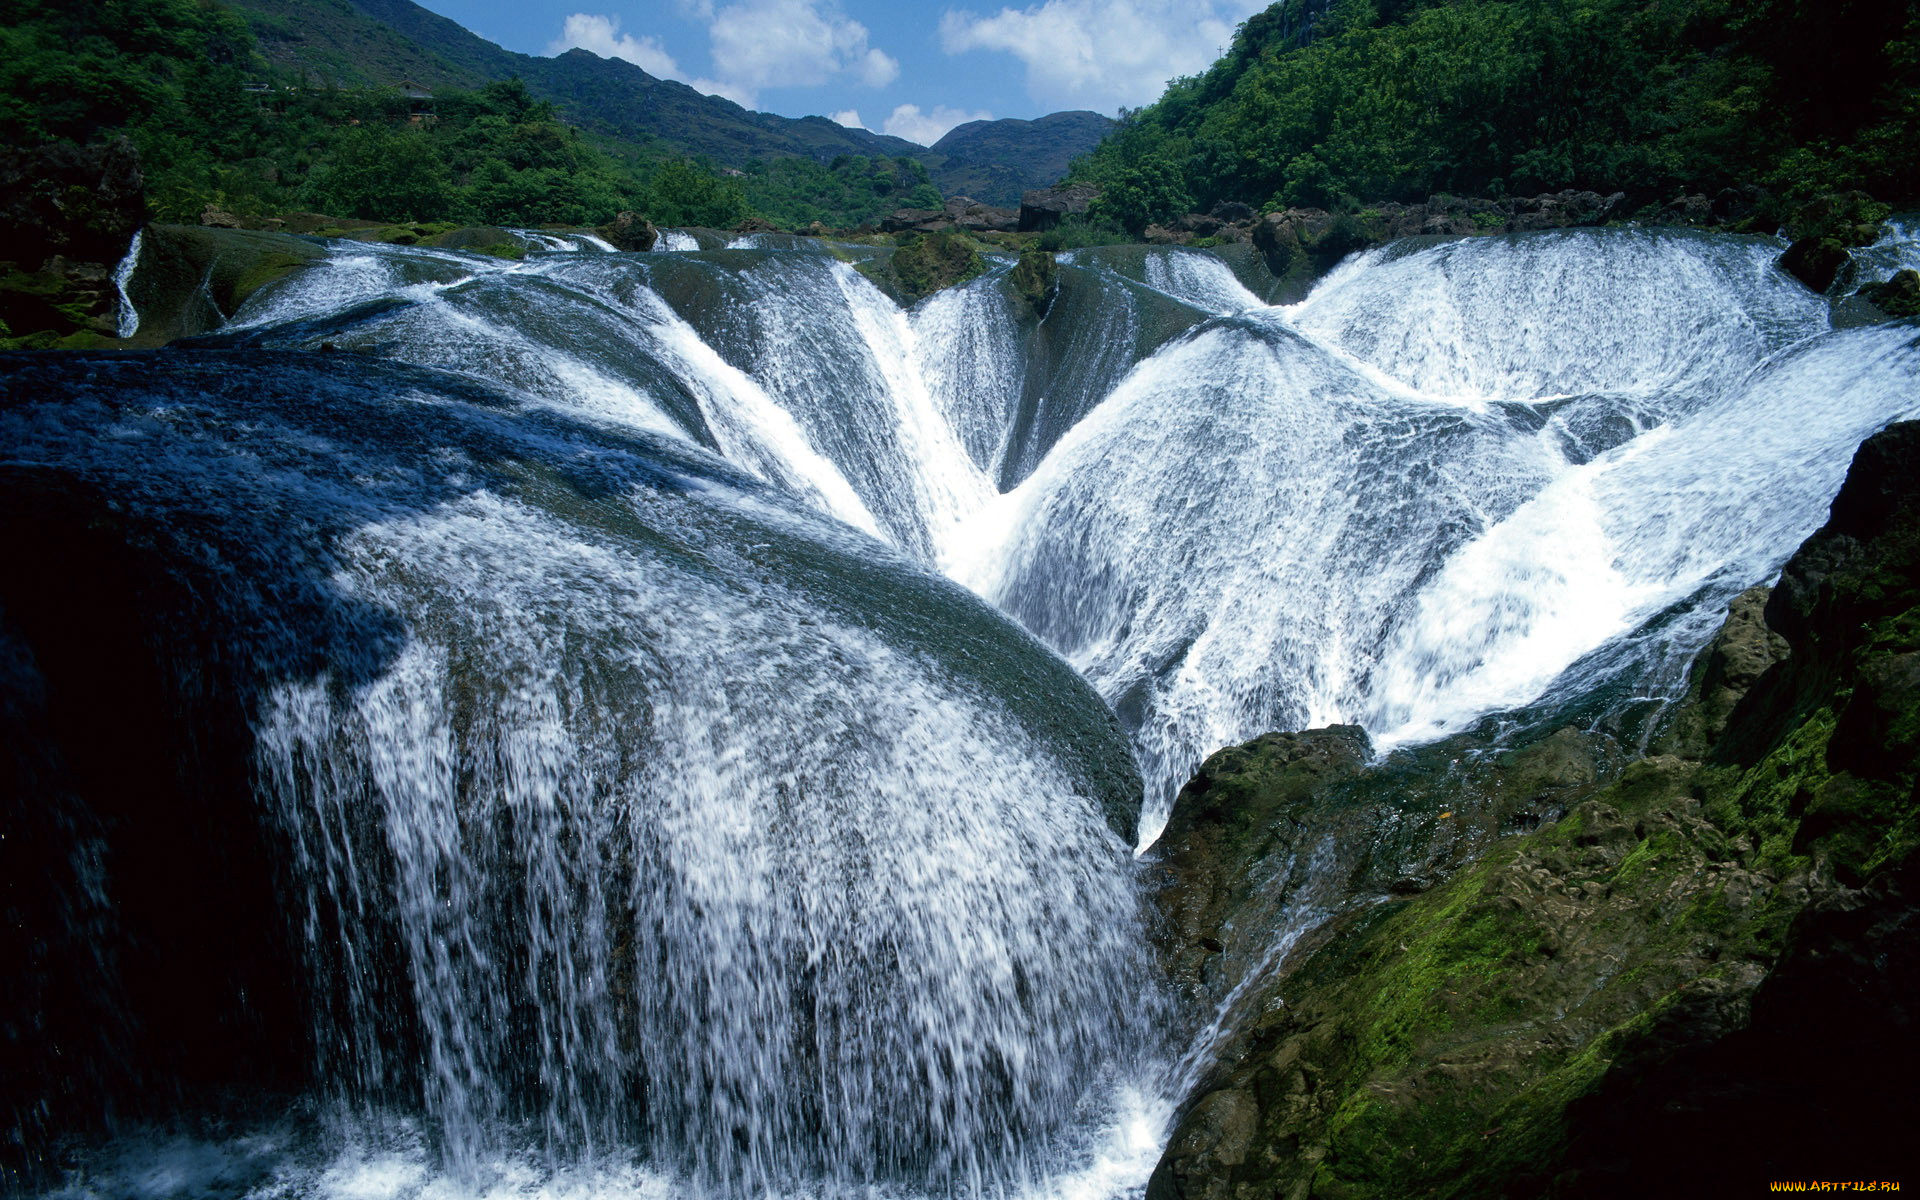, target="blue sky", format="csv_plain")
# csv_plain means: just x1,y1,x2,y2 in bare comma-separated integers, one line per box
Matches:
421,0,1270,144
